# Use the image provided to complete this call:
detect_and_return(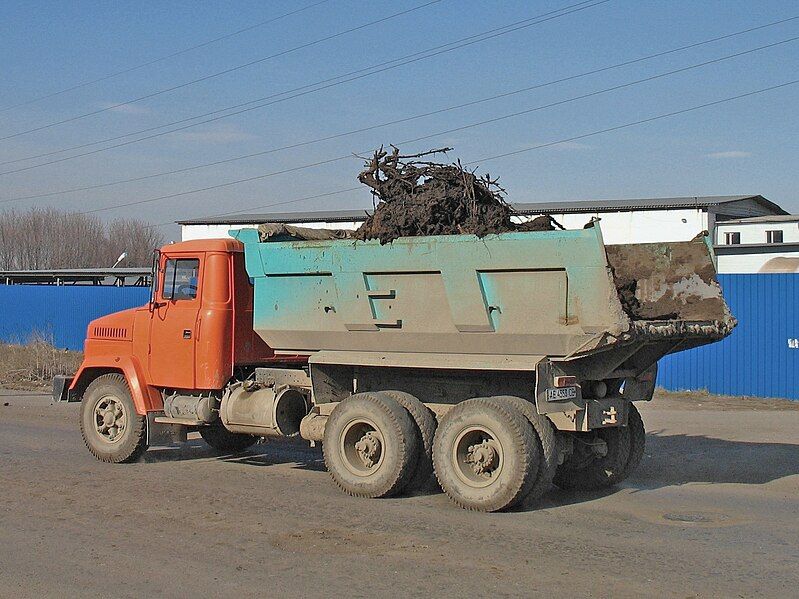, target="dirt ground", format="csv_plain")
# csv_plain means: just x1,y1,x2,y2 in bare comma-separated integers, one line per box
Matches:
1,389,797,599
